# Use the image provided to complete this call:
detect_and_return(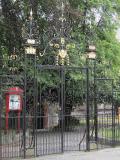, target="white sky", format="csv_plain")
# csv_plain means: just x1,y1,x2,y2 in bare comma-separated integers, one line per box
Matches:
116,29,120,42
